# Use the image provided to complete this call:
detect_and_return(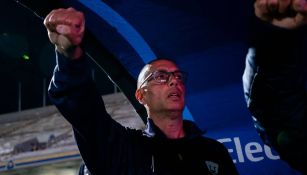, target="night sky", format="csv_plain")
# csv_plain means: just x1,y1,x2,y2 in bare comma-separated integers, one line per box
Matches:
0,0,115,114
